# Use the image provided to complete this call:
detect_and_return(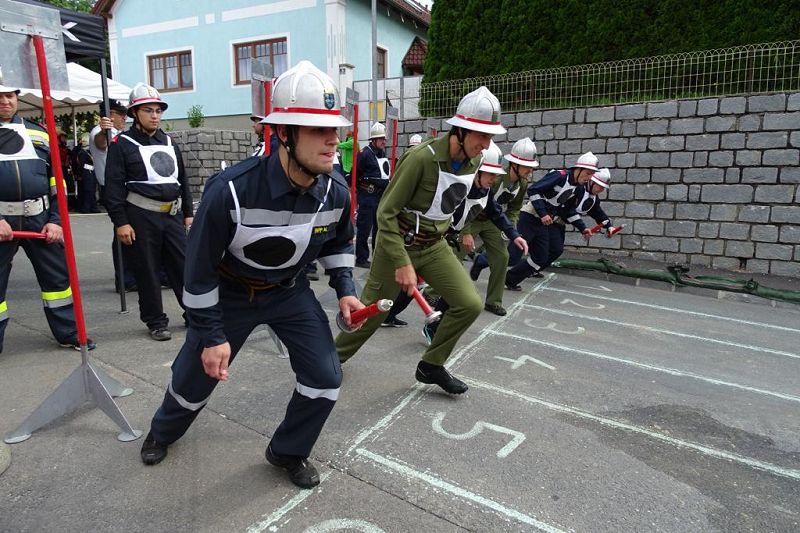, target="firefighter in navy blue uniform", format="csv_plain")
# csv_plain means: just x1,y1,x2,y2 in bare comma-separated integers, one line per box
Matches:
140,61,362,490
505,152,598,289
564,167,613,236
354,122,391,267
0,85,95,352
105,83,194,342
421,142,527,343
